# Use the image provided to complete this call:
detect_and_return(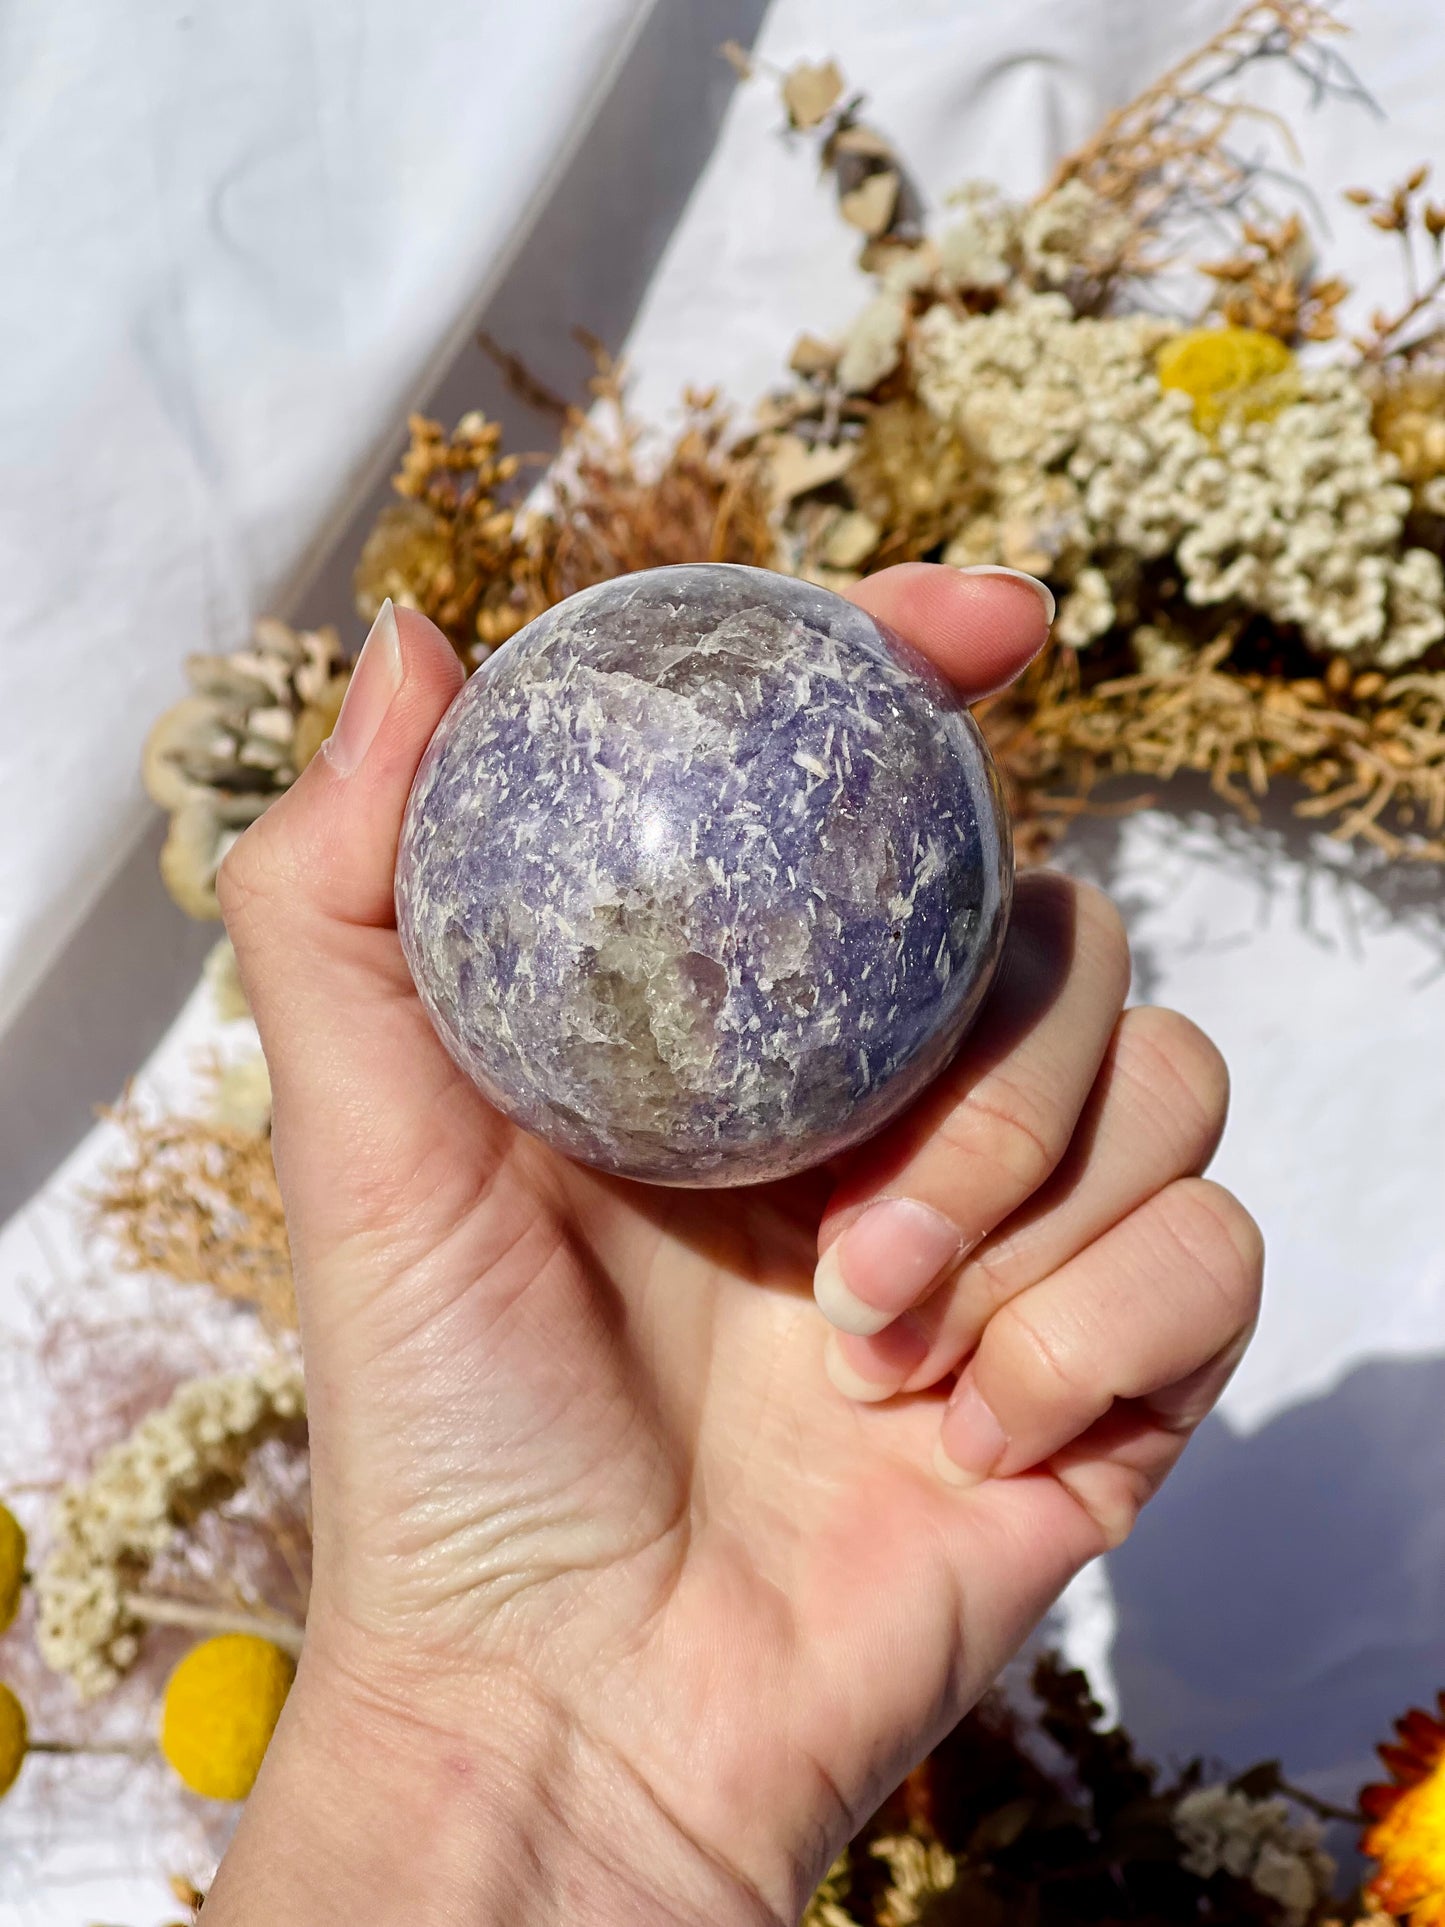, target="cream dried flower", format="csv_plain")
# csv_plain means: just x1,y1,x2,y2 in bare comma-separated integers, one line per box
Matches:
917,295,1445,666
35,1360,305,1700
869,1834,959,1926
1019,180,1131,286
837,289,910,394
938,181,1018,291
143,621,350,918
209,1053,273,1135
1055,566,1117,648
203,937,251,1023
1174,1784,1336,1927
1132,622,1195,676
